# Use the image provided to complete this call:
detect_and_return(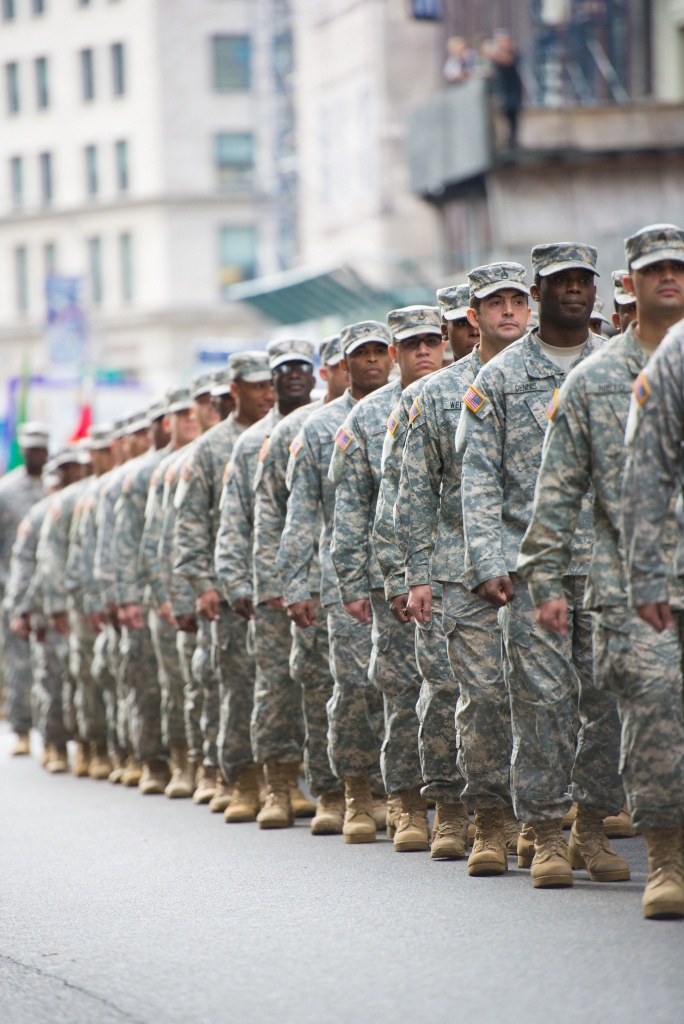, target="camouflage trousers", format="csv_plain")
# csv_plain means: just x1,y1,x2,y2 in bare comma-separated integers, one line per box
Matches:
501,575,623,823
119,620,164,764
213,603,255,784
91,624,127,761
443,582,512,810
69,609,107,745
29,629,69,746
177,625,206,765
148,609,186,750
593,606,684,831
326,601,384,789
369,589,423,795
415,596,466,804
1,606,33,733
289,594,341,797
251,603,304,767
